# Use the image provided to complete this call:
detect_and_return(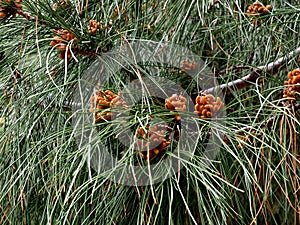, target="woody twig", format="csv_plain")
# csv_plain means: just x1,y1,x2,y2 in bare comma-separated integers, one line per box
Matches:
206,47,300,94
